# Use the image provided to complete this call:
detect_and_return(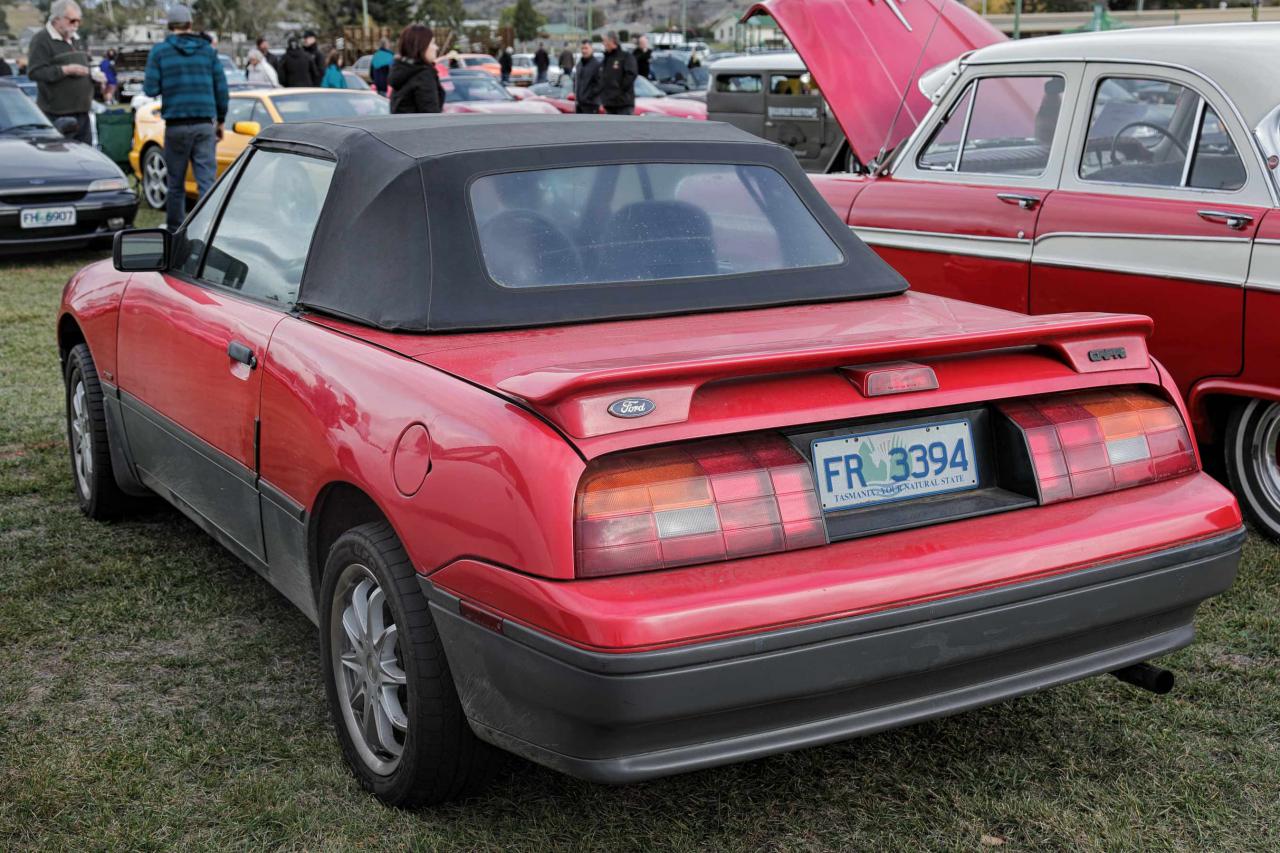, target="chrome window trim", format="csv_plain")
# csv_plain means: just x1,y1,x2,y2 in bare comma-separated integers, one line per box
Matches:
953,83,977,173
1179,97,1208,189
